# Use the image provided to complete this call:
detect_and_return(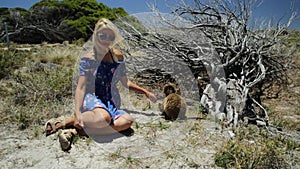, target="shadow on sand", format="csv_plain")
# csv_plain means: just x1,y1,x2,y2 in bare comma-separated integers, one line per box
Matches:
86,127,135,143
